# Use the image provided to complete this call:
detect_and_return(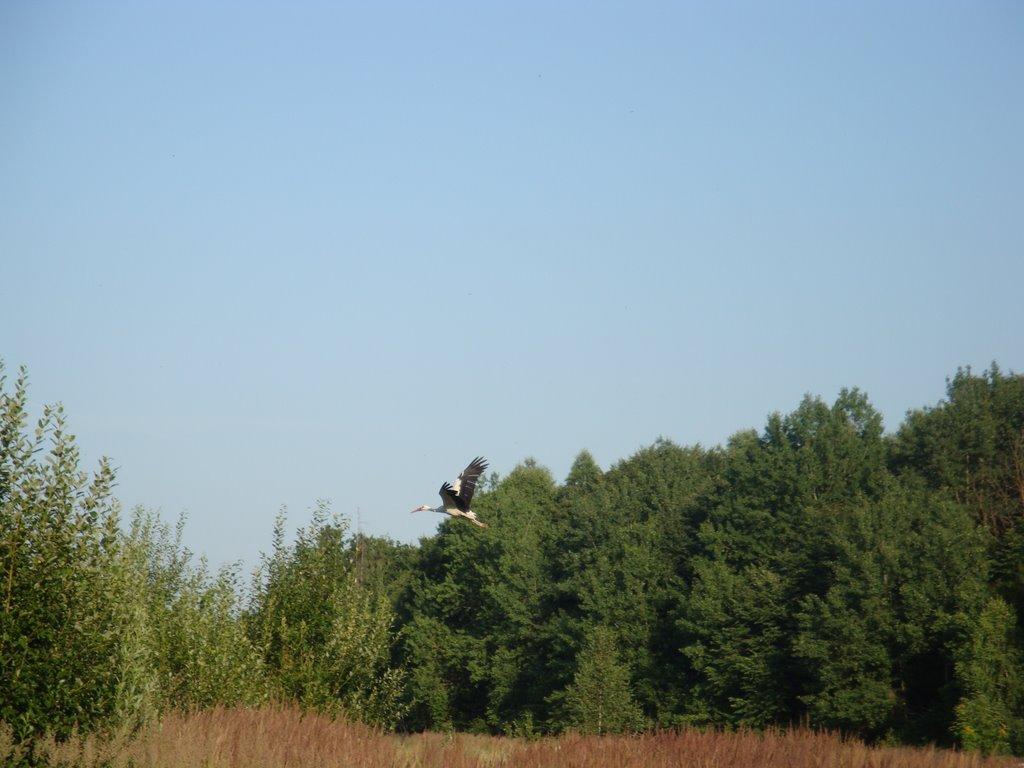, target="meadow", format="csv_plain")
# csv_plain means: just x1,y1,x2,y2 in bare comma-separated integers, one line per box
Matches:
7,706,1018,768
